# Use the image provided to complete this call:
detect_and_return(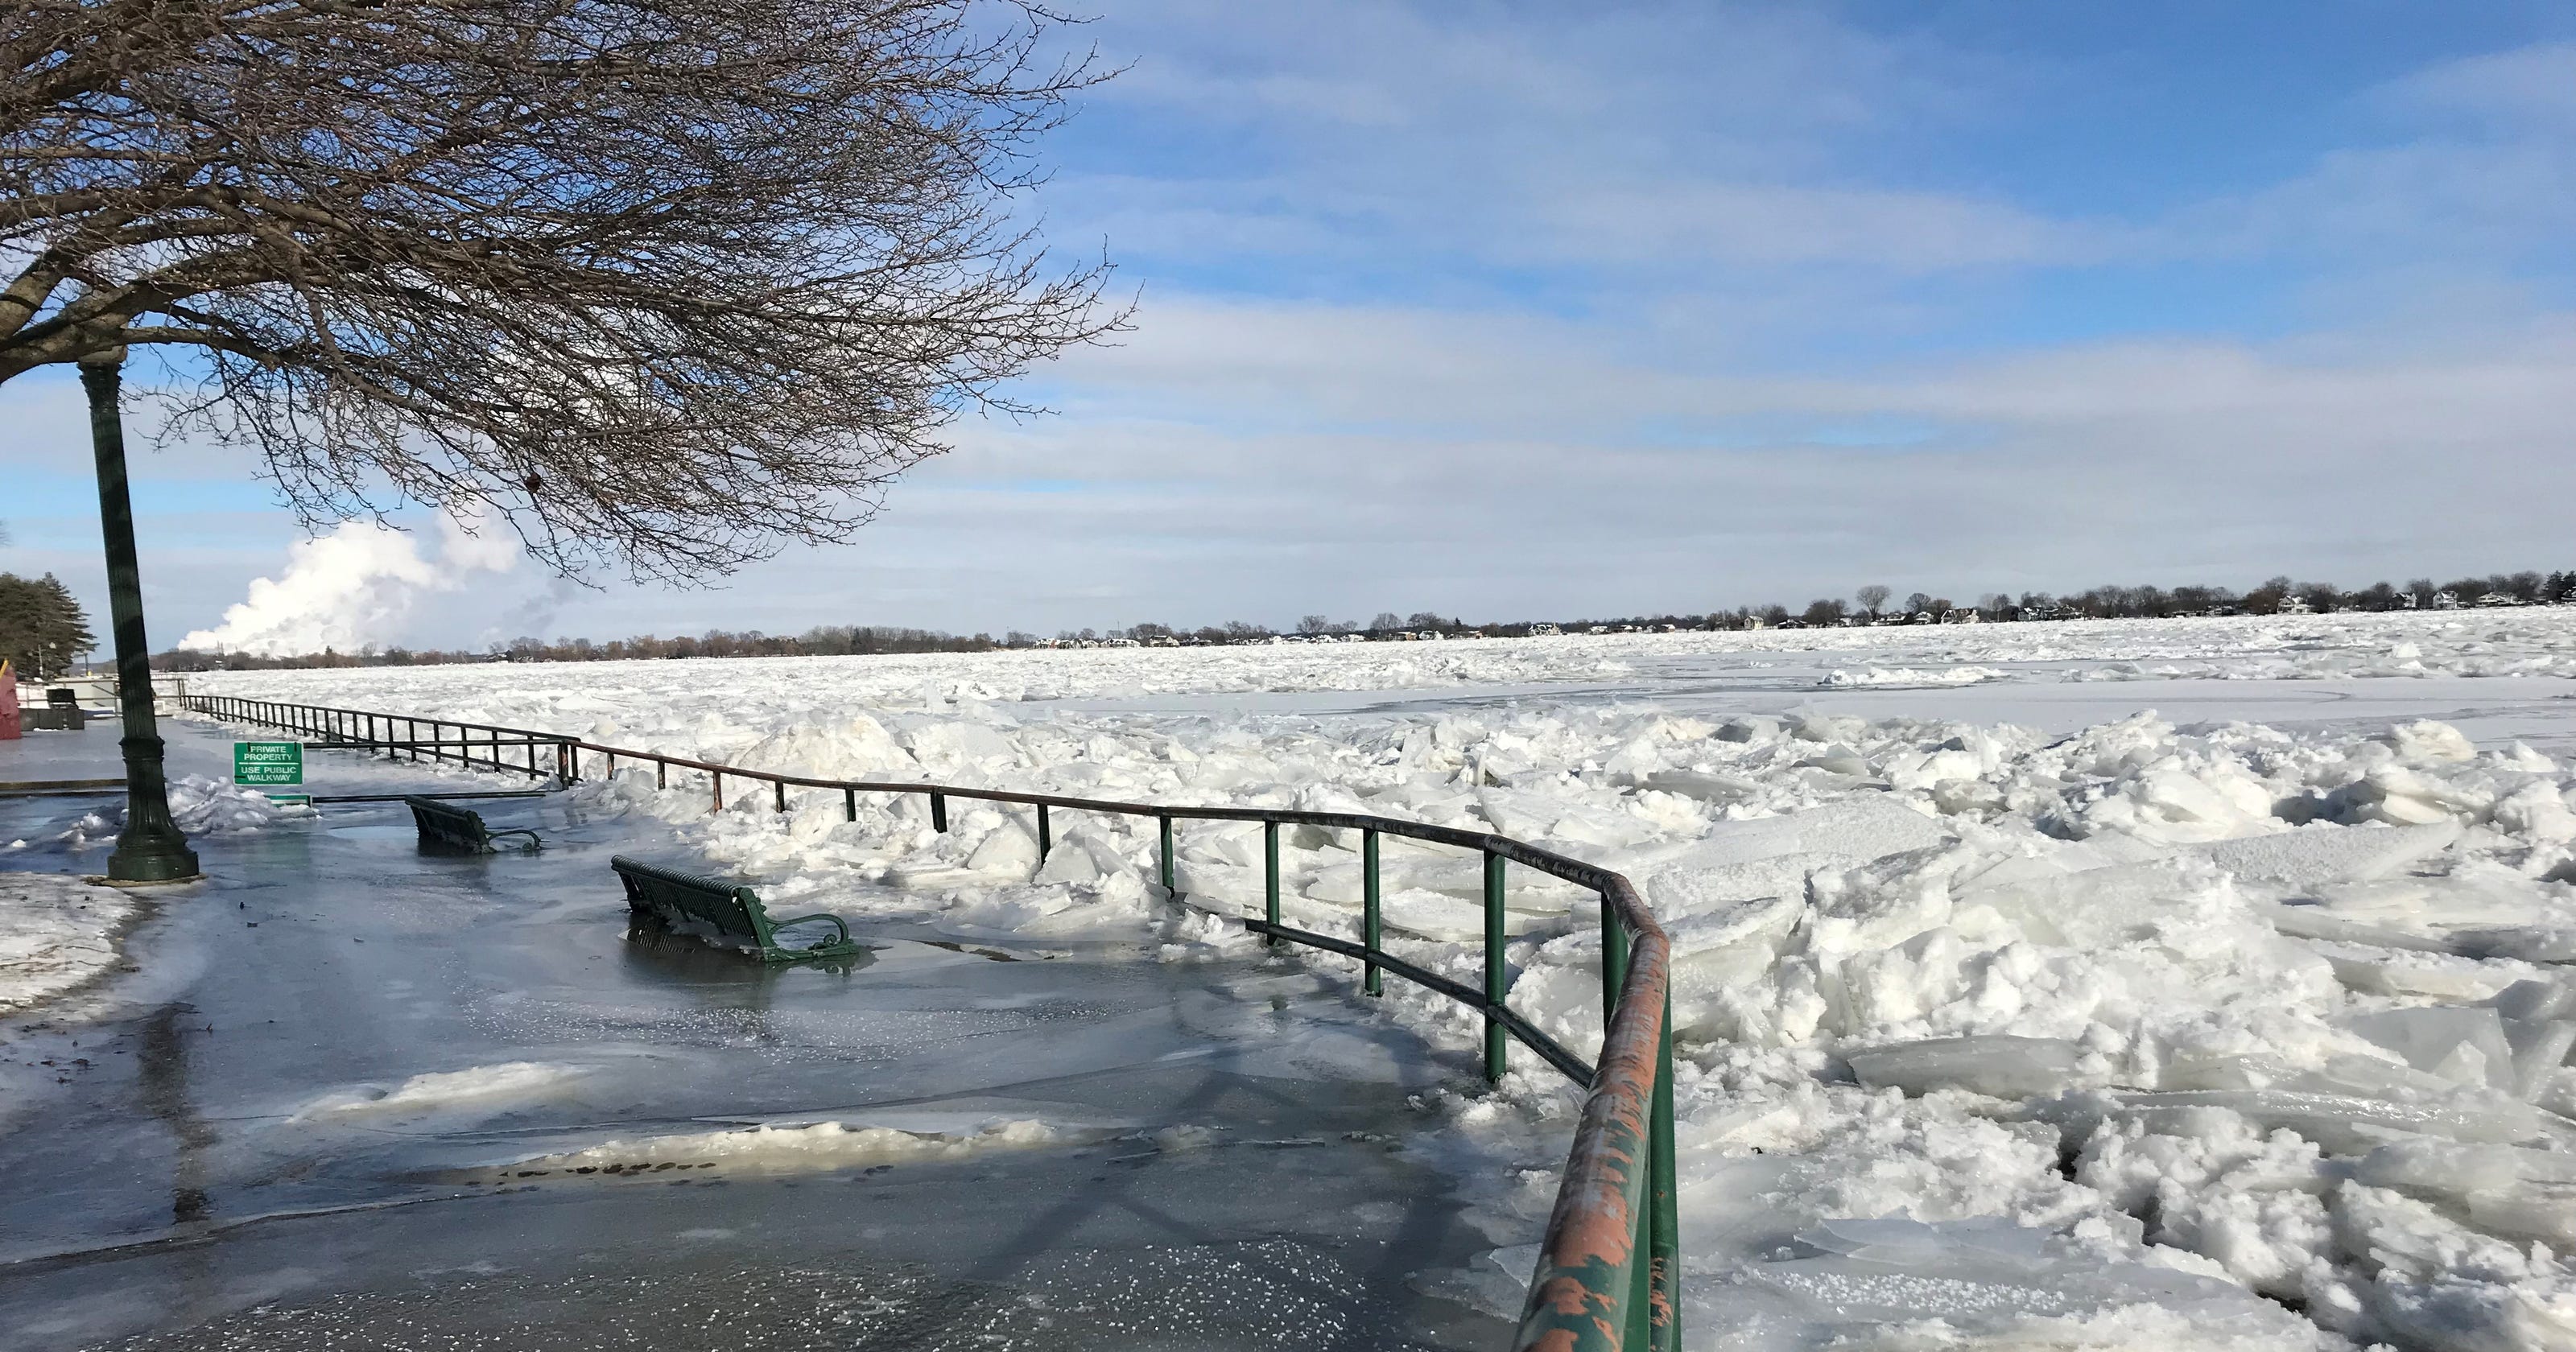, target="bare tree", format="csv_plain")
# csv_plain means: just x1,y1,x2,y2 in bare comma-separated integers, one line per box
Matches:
1855,584,1889,616
4,0,1121,579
